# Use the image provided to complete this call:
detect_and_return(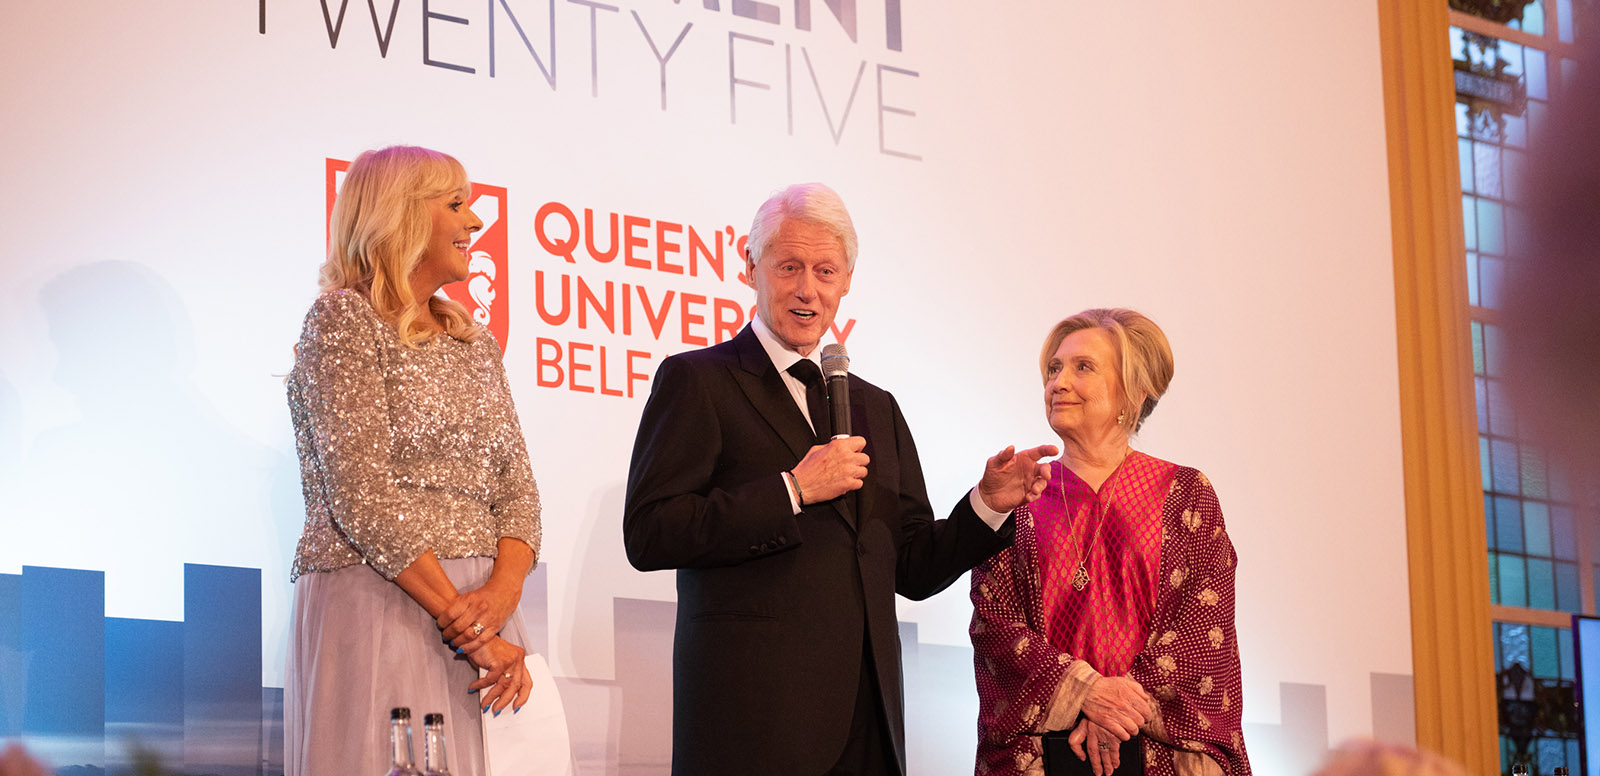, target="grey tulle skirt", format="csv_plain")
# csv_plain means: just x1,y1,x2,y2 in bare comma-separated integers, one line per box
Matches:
284,557,529,776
